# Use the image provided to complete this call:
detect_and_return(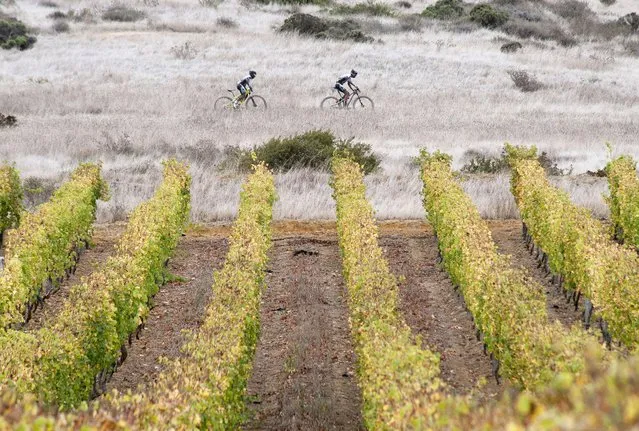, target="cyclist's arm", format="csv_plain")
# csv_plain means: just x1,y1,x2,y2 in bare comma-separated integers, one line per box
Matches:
348,81,358,91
